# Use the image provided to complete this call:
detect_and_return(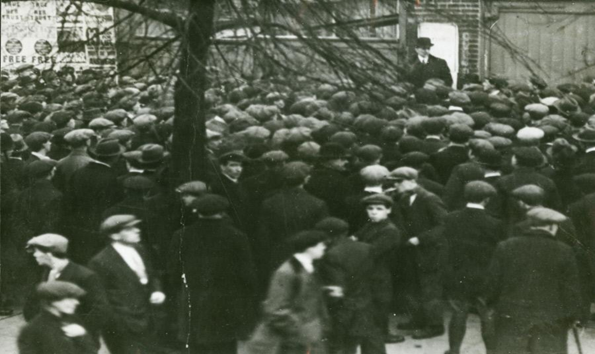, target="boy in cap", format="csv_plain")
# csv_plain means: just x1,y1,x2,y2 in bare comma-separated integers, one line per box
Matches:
89,214,166,354
18,281,98,354
316,217,386,354
443,181,505,354
485,208,581,354
354,194,405,344
387,167,447,339
344,164,390,233
169,194,257,354
247,230,329,354
24,234,108,343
